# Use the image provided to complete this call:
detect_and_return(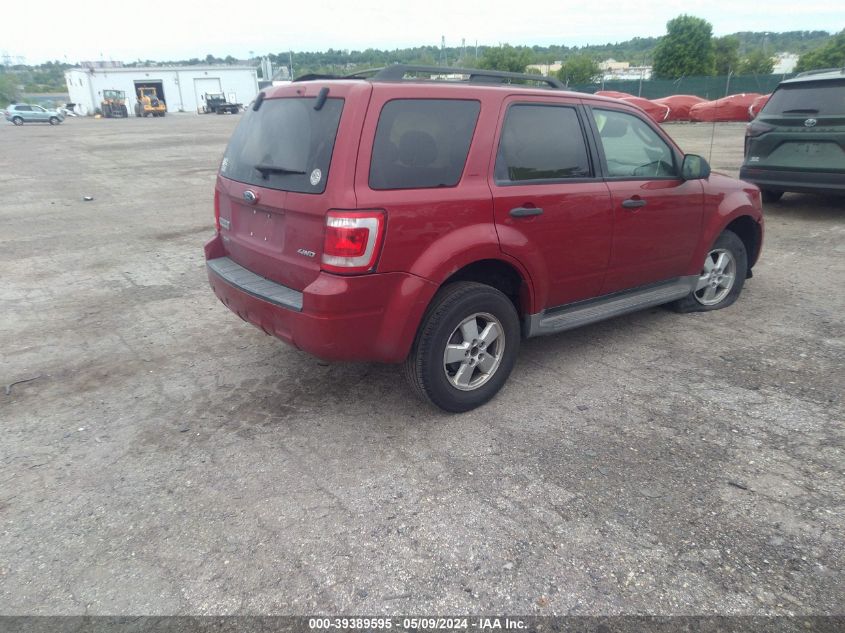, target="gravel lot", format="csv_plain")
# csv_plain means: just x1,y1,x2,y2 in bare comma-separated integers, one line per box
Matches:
1,114,842,616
